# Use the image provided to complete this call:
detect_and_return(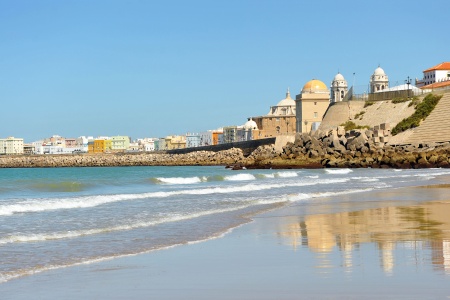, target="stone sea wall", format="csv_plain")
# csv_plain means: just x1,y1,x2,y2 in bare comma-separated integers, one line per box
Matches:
0,148,246,168
2,128,450,169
